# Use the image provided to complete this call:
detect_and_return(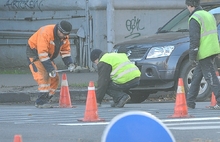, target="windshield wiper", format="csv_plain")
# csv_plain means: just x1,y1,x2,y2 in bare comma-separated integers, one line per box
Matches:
158,30,170,33
176,29,189,32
